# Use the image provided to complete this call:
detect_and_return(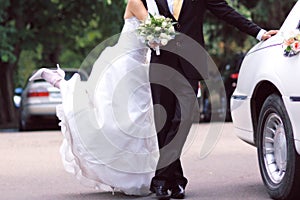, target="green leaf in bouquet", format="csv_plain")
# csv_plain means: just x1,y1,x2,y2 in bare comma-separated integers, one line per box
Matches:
286,46,292,52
